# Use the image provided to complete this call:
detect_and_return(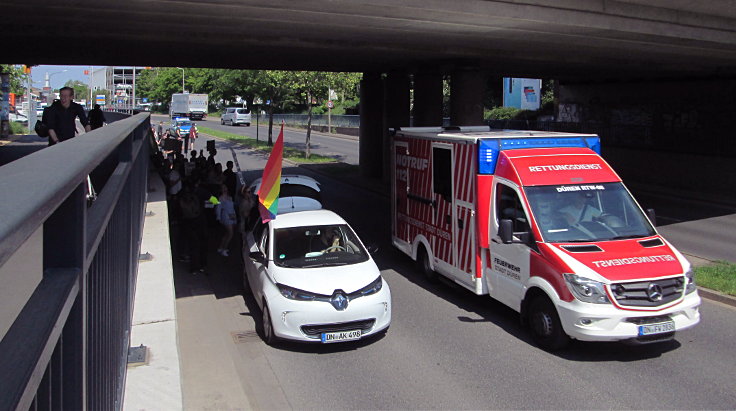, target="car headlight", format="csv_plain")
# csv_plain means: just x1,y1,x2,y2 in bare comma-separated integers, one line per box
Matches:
357,276,383,297
685,268,697,294
563,274,610,304
276,284,326,301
